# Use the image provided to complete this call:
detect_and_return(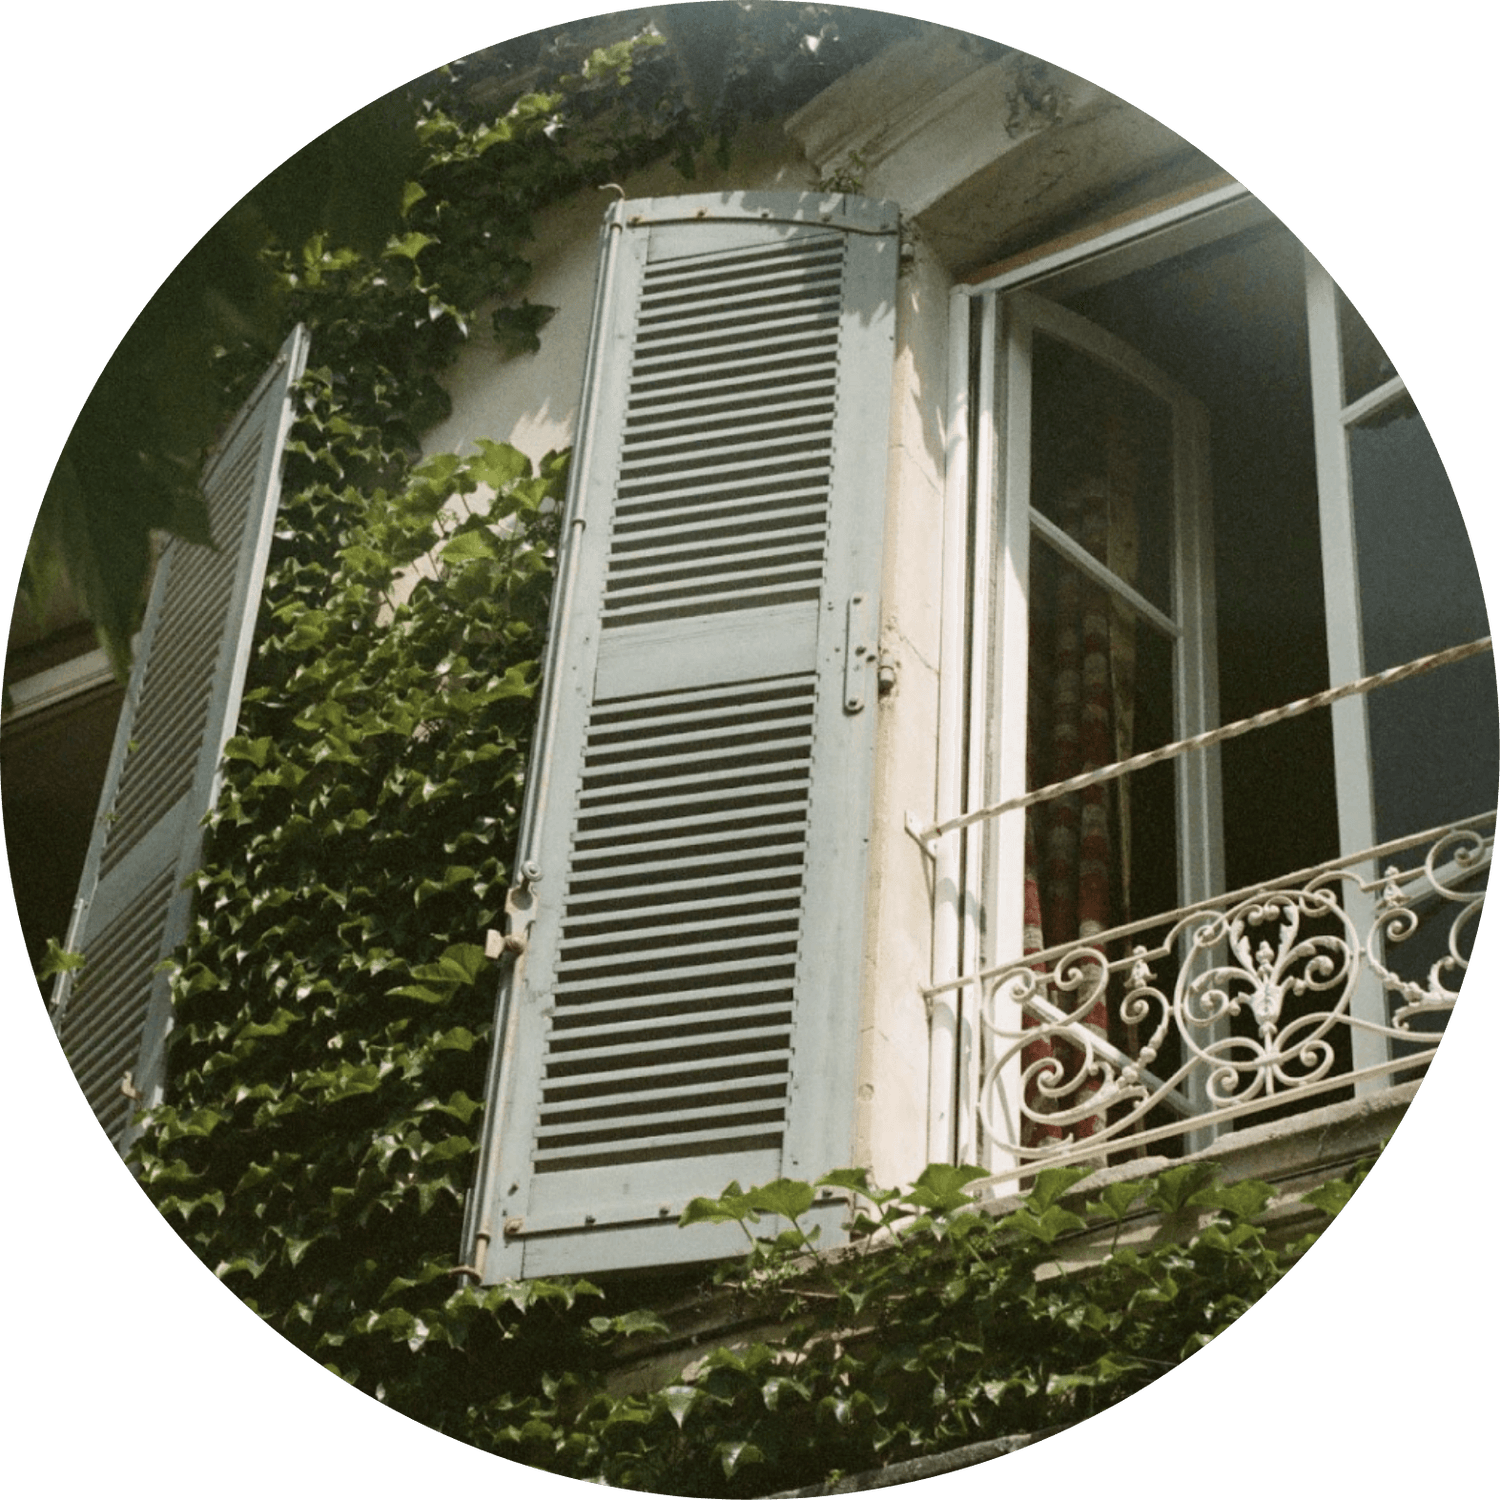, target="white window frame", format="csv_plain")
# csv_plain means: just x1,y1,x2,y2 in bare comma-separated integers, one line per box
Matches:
1304,254,1417,1091
930,181,1392,1166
